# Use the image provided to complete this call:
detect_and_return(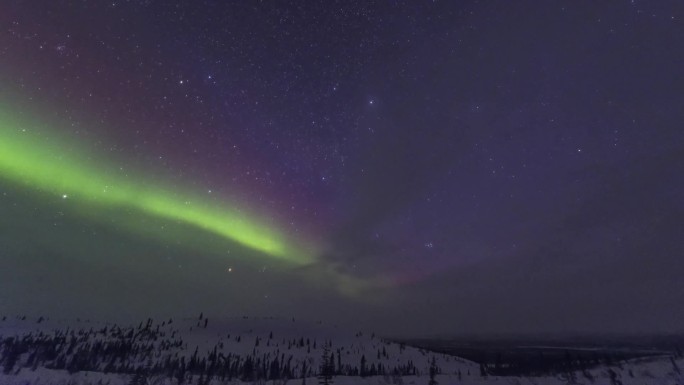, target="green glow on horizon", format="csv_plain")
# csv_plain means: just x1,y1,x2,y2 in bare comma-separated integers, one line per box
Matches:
0,108,314,265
